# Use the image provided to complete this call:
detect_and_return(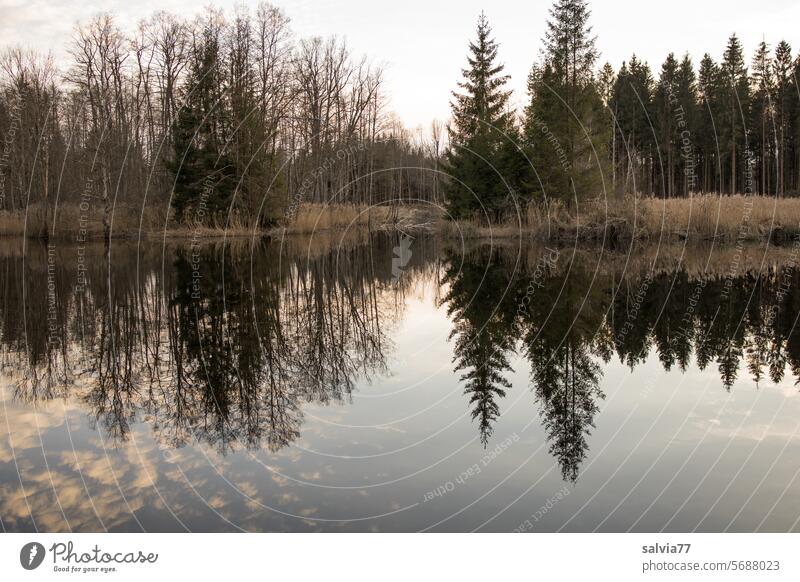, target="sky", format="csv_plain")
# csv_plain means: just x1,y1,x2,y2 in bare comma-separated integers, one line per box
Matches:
1,0,799,130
